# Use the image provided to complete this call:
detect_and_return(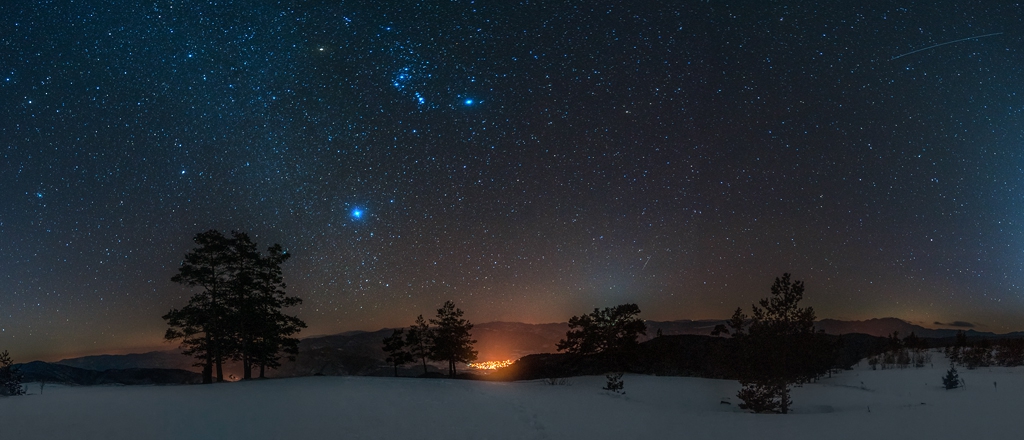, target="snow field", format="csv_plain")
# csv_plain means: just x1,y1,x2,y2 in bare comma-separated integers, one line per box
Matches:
1,363,1021,440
